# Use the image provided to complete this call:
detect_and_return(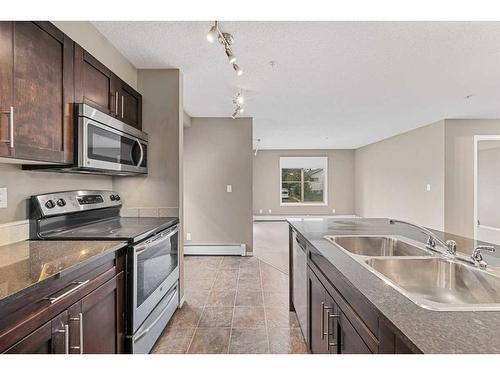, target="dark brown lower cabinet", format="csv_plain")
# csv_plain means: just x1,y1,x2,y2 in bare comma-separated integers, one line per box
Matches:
308,266,373,354
1,253,125,355
5,311,69,354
